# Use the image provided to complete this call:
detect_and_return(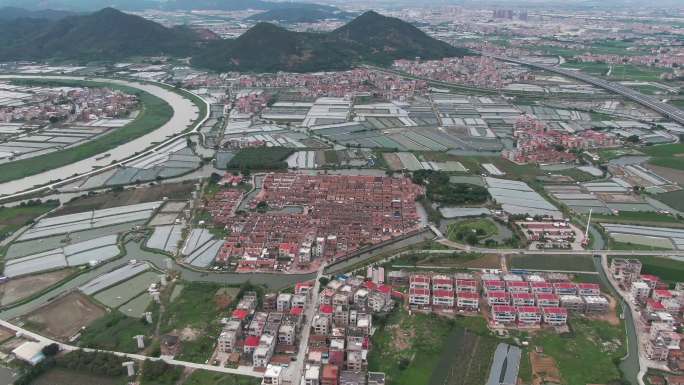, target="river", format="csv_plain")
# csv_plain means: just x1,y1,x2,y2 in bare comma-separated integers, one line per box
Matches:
0,75,200,197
